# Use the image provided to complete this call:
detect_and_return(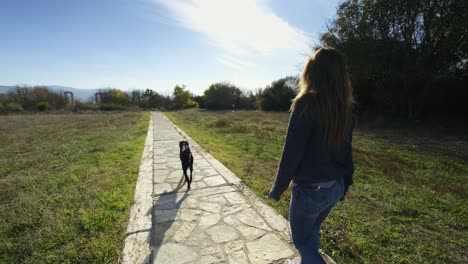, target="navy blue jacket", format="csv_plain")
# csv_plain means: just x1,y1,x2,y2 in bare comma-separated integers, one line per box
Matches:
269,103,355,201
